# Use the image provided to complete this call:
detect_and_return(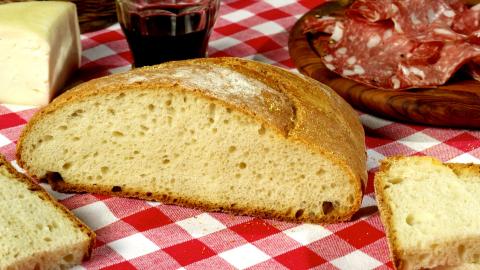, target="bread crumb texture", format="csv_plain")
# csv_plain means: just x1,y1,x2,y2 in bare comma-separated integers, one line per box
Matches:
18,57,366,223
0,156,93,270
375,156,480,270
